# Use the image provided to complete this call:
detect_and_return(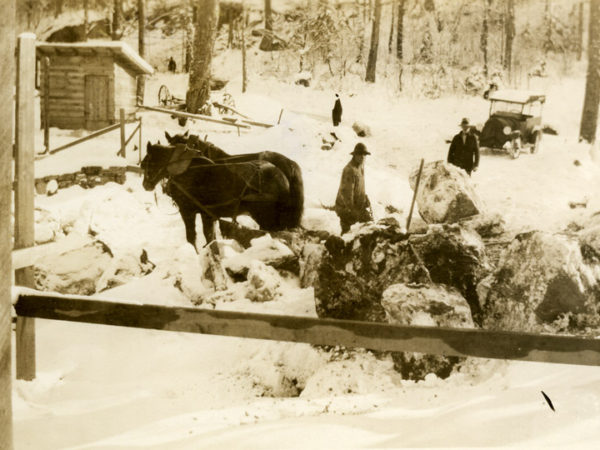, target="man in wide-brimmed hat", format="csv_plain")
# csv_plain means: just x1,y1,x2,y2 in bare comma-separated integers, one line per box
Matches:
335,143,373,234
447,117,480,175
